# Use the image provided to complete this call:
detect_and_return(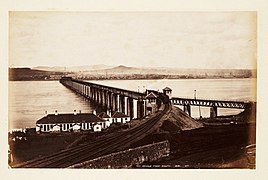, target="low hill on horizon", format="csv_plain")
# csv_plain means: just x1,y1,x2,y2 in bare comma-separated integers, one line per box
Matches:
32,64,114,72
